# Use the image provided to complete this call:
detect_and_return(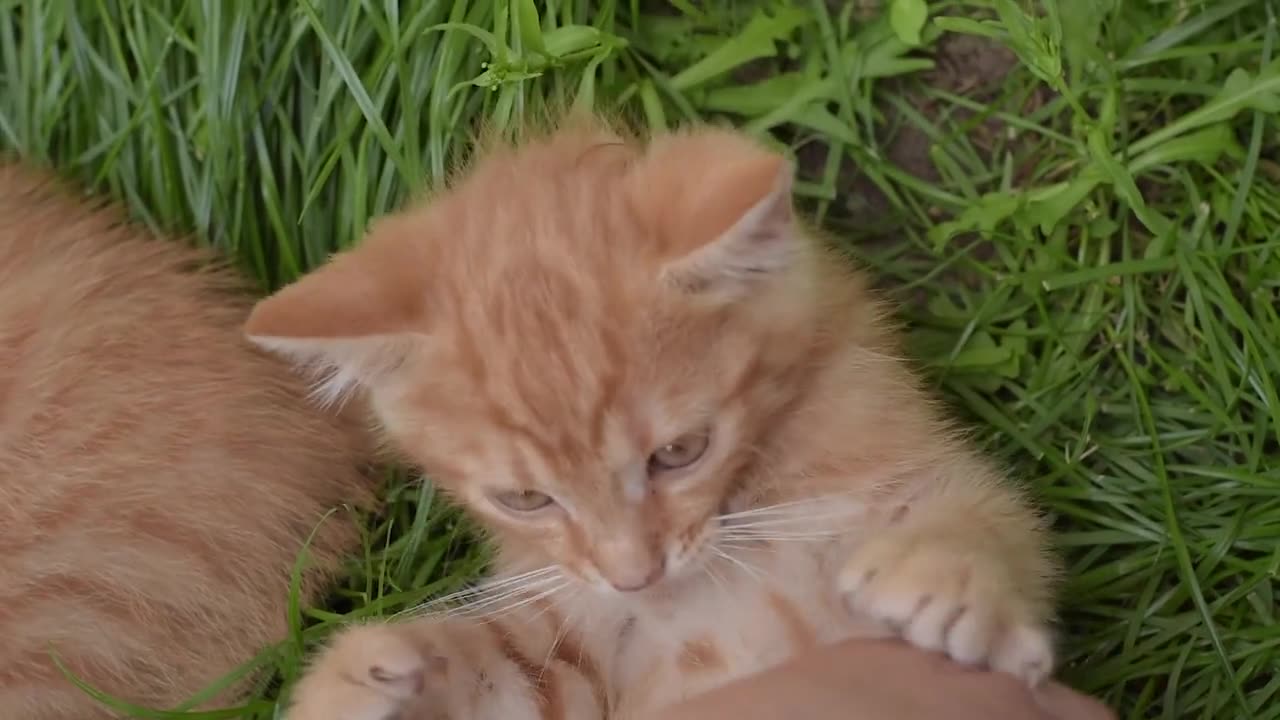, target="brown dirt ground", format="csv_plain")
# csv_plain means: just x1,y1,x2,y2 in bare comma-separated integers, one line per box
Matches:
797,32,1025,225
